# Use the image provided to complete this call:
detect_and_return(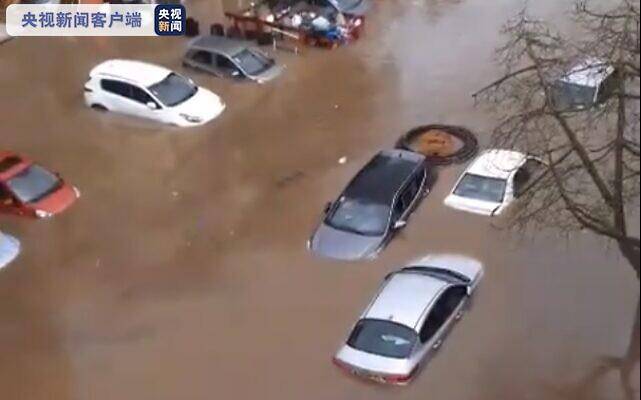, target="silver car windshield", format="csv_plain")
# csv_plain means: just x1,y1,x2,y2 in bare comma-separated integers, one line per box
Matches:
6,165,60,204
326,197,390,236
148,73,198,107
551,81,596,110
454,173,506,203
232,49,272,76
347,319,417,359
